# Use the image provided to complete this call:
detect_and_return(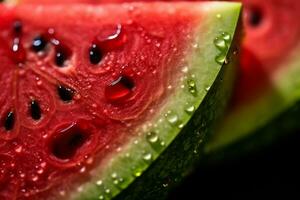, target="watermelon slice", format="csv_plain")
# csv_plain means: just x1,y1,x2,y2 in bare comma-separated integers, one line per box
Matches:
0,2,241,199
205,0,300,157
